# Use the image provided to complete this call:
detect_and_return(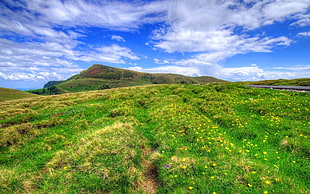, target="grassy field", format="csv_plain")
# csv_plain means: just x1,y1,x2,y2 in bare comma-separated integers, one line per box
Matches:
0,84,309,193
0,87,37,102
